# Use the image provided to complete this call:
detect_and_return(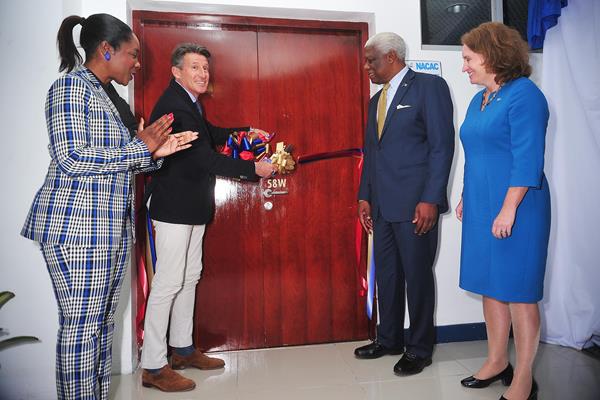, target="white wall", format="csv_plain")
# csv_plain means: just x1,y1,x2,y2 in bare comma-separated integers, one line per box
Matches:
0,3,134,399
3,0,533,397
0,0,64,398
